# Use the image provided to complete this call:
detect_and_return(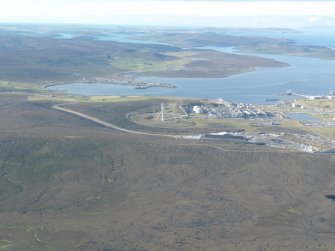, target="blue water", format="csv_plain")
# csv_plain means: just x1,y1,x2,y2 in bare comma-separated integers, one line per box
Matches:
286,113,320,122
52,32,174,45
49,28,335,104
53,33,78,39
50,53,335,104
139,53,335,103
96,33,173,46
222,27,335,48
52,27,335,48
192,46,236,53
